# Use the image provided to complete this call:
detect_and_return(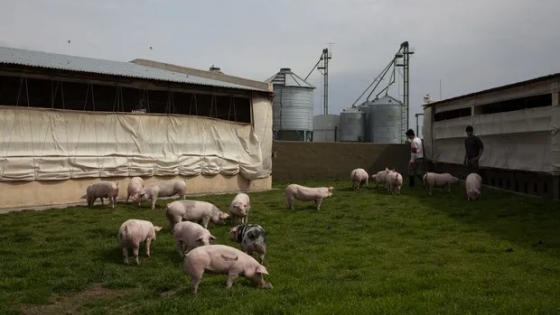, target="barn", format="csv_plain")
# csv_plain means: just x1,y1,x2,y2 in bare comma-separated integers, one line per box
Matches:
422,73,560,199
0,46,273,210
